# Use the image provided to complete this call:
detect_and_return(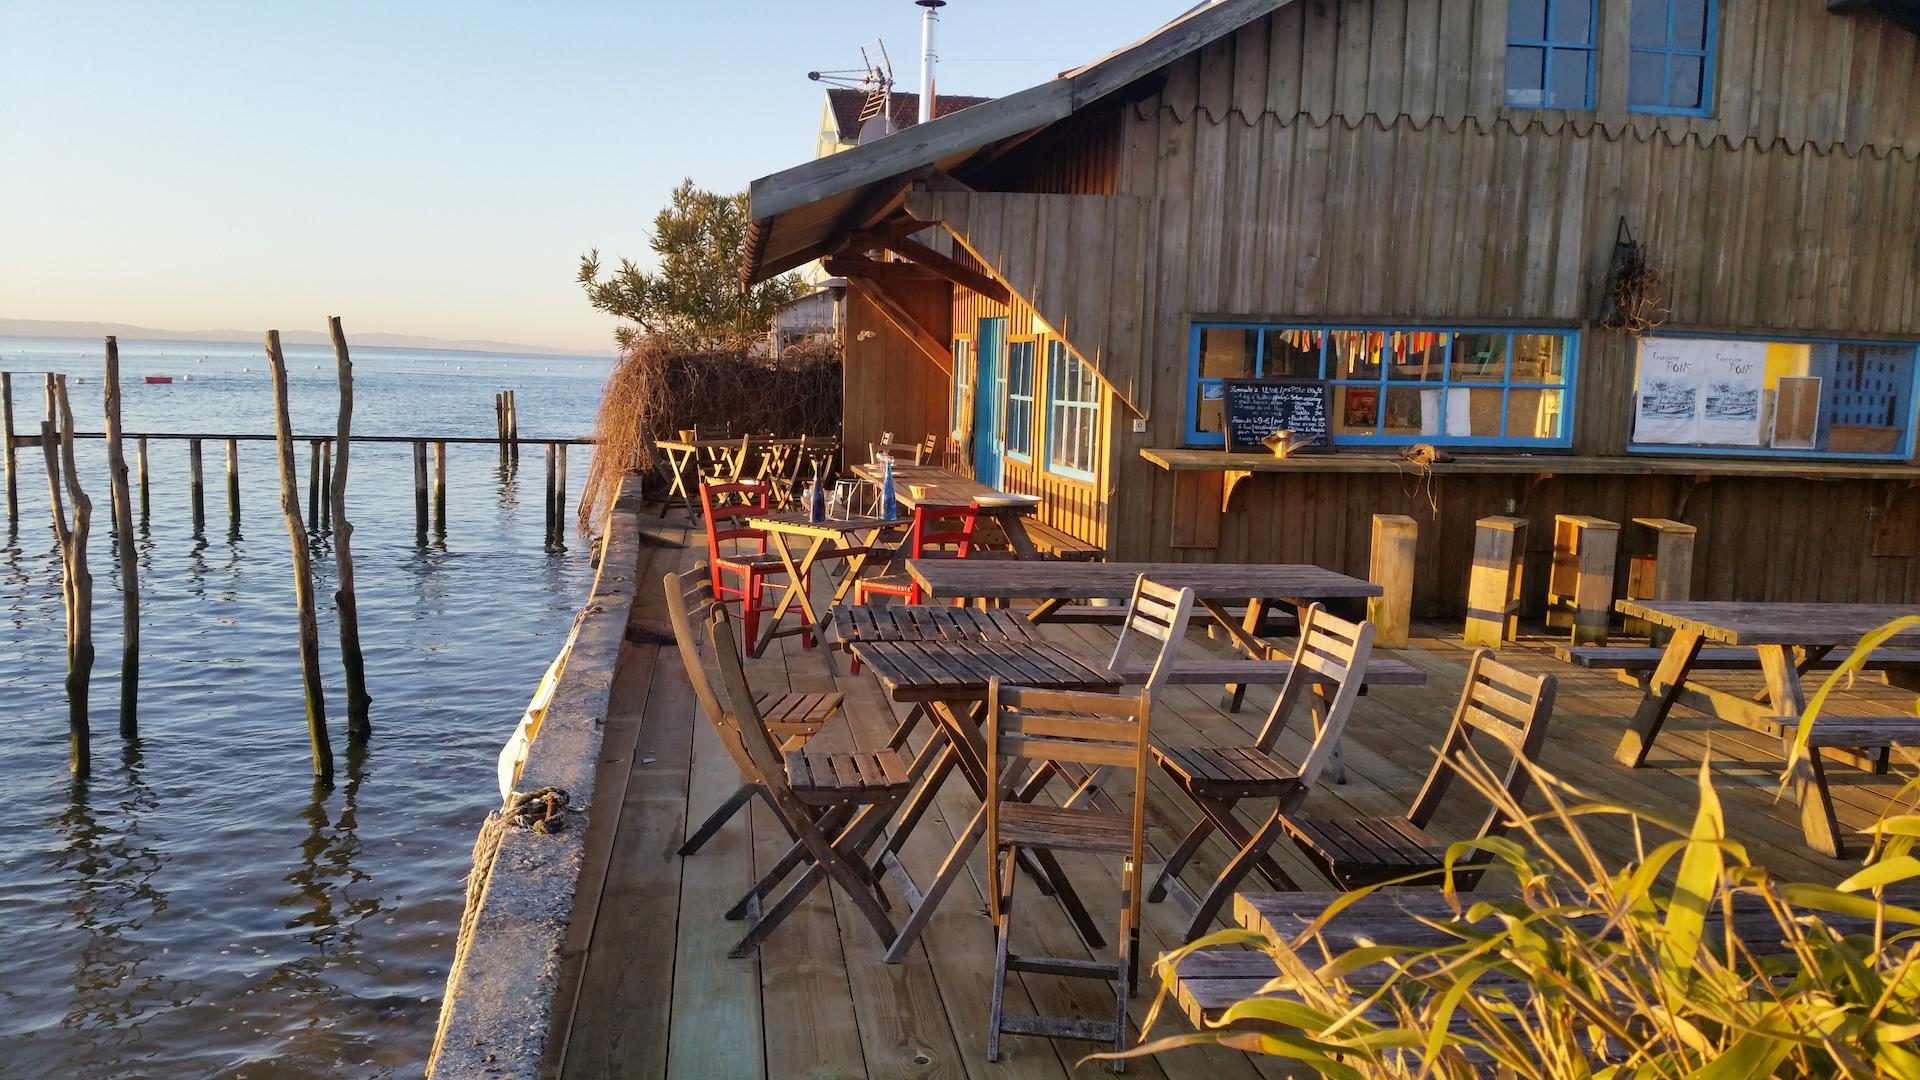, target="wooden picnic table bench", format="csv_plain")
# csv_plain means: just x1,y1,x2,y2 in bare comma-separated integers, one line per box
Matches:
1609,600,1920,857
1556,643,1920,676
